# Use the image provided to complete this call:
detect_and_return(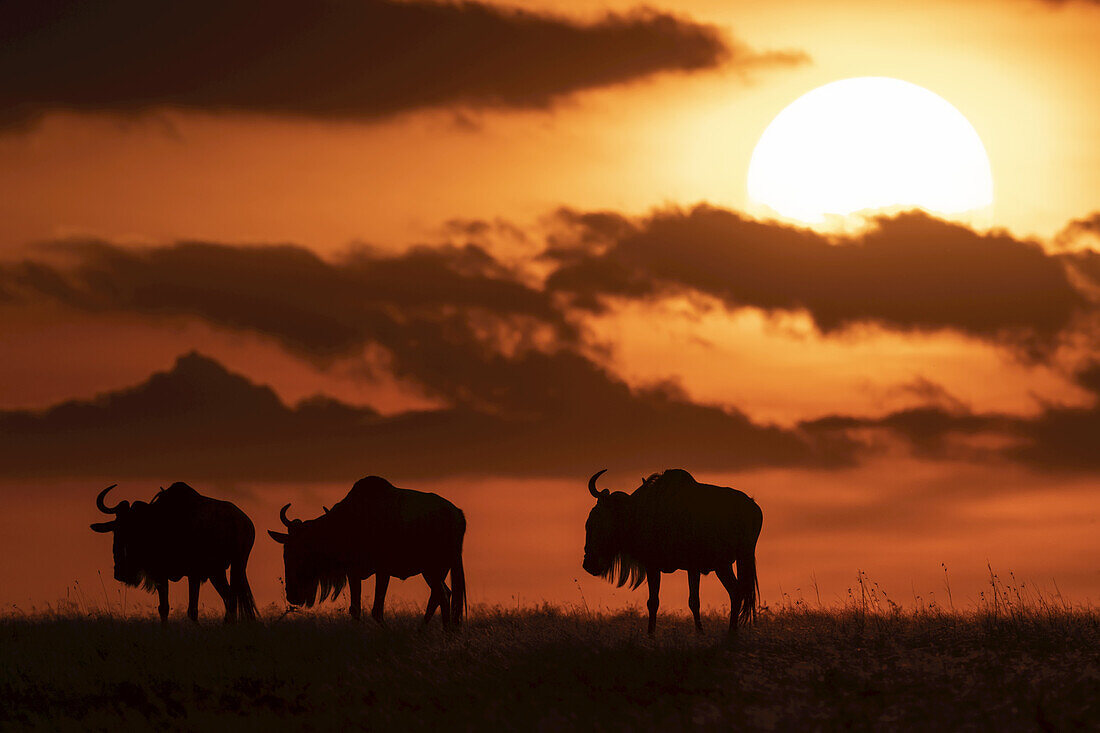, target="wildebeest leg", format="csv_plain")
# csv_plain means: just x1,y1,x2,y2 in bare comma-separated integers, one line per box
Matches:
372,575,390,626
209,570,235,623
422,571,452,628
715,564,741,634
156,581,169,625
421,576,449,626
422,592,437,625
187,576,201,623
688,570,703,632
348,575,362,621
646,570,661,636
